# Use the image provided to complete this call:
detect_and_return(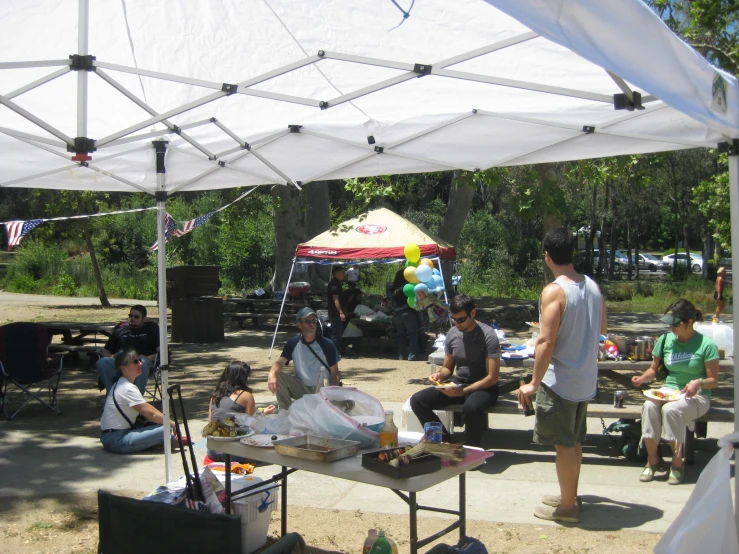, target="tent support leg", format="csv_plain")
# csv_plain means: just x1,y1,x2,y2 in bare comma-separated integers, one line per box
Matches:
435,256,450,304
728,151,739,542
76,0,89,138
269,259,297,359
